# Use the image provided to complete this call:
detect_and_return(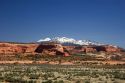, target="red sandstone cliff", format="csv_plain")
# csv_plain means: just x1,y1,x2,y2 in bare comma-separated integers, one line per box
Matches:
35,43,70,56
64,45,123,54
0,43,38,55
0,42,124,56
